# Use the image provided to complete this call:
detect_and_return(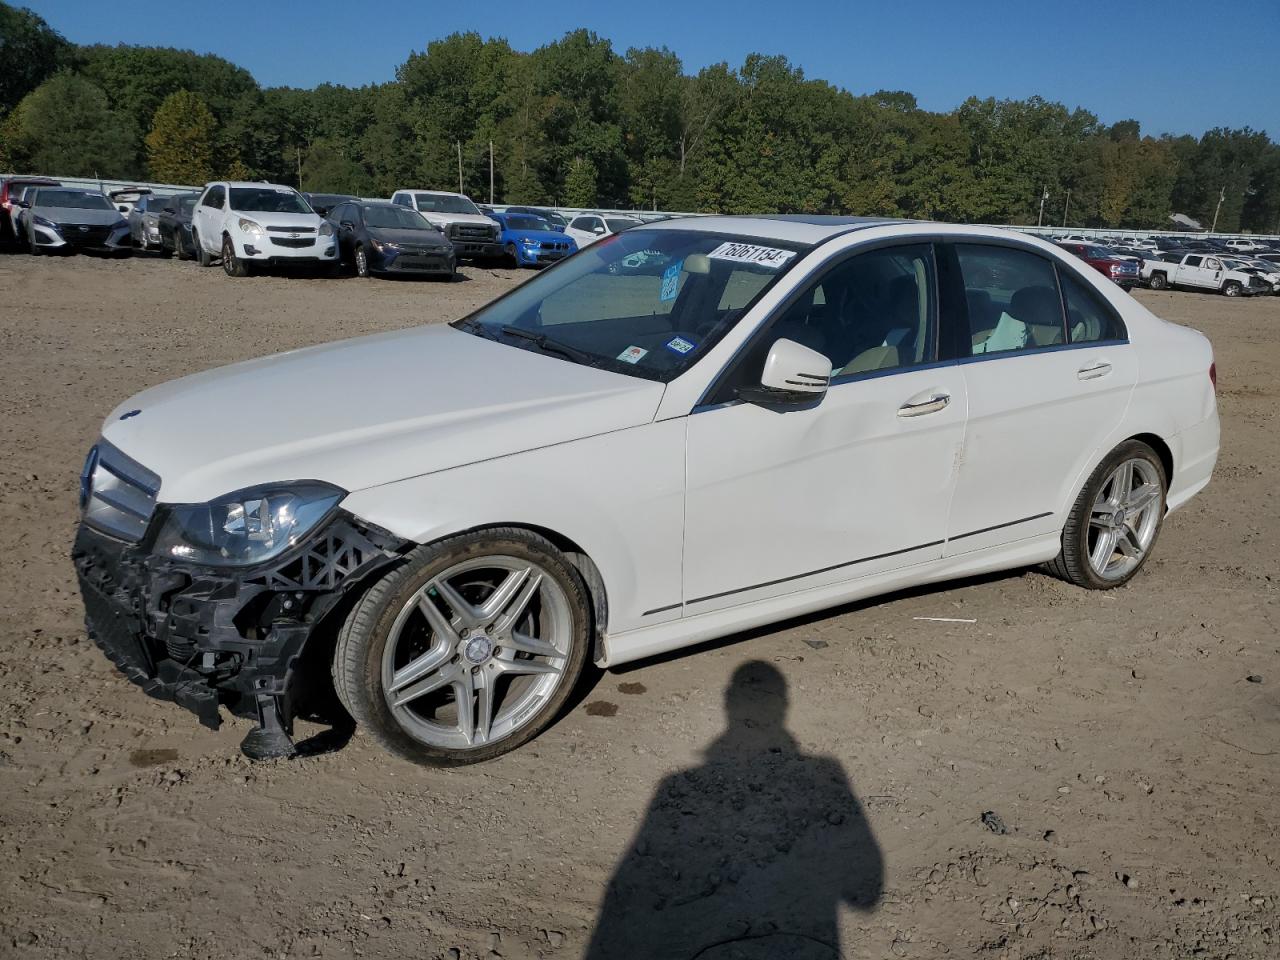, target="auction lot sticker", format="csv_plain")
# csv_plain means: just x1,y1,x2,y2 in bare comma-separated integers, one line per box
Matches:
708,242,796,269
617,345,648,364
